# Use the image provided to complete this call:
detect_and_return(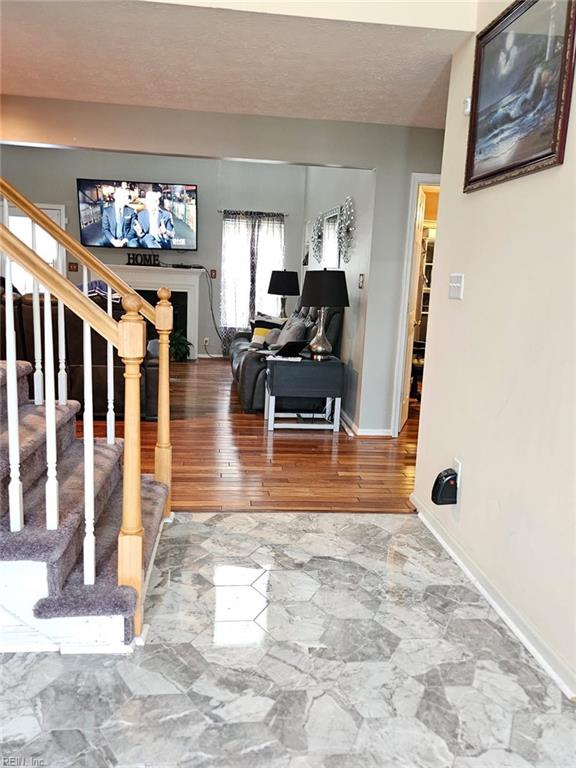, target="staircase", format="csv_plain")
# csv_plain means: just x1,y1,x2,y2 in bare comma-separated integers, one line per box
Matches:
0,178,173,653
